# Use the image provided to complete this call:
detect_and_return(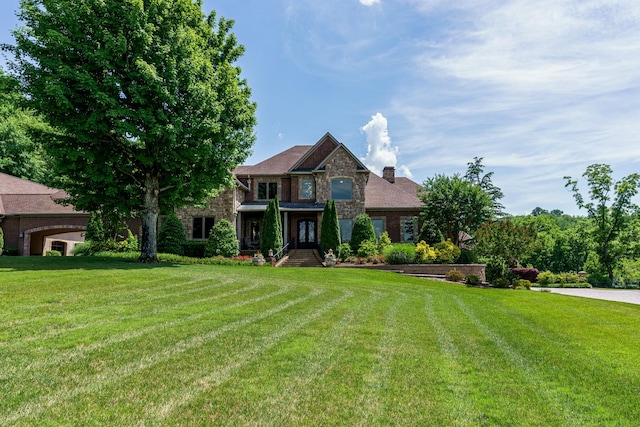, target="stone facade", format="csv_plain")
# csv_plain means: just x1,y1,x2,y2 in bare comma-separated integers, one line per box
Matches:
174,185,241,240
315,147,368,220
